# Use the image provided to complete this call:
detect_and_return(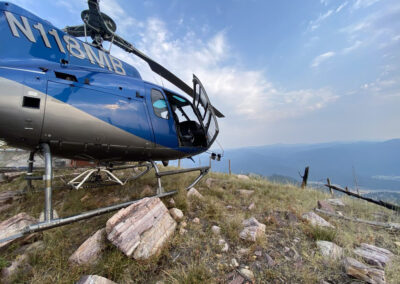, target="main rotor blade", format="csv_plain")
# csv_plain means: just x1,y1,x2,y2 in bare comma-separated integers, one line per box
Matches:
112,34,224,118
113,34,192,96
